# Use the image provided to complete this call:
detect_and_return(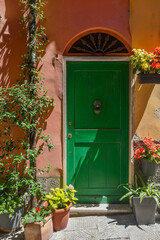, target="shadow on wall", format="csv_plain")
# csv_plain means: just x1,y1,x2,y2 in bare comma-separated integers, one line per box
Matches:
0,1,54,128
134,79,154,132
0,1,55,175
0,0,28,87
